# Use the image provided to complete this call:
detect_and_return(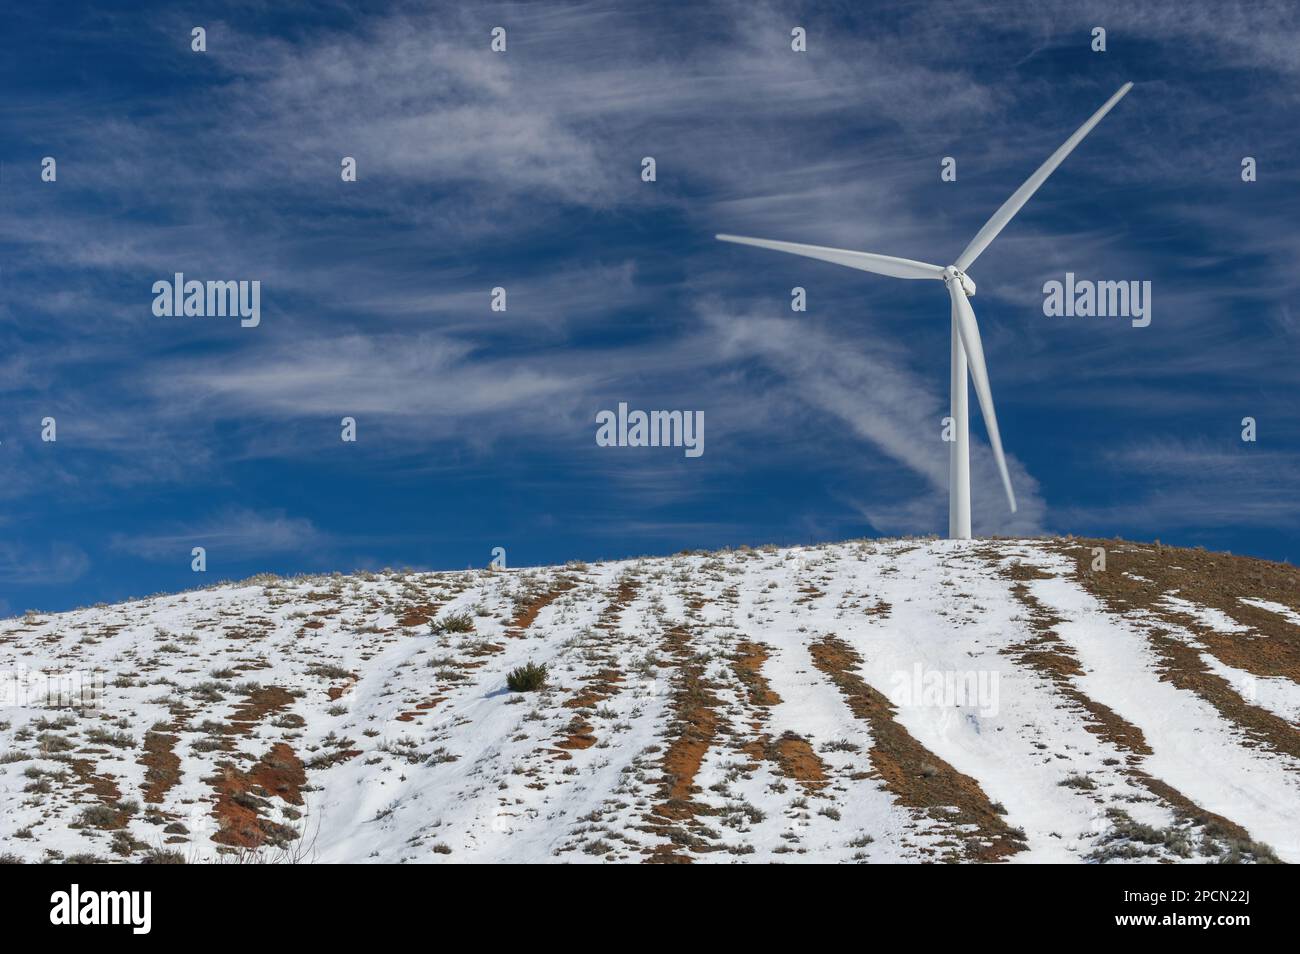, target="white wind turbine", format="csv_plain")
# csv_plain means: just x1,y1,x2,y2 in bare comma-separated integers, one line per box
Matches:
718,83,1132,539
